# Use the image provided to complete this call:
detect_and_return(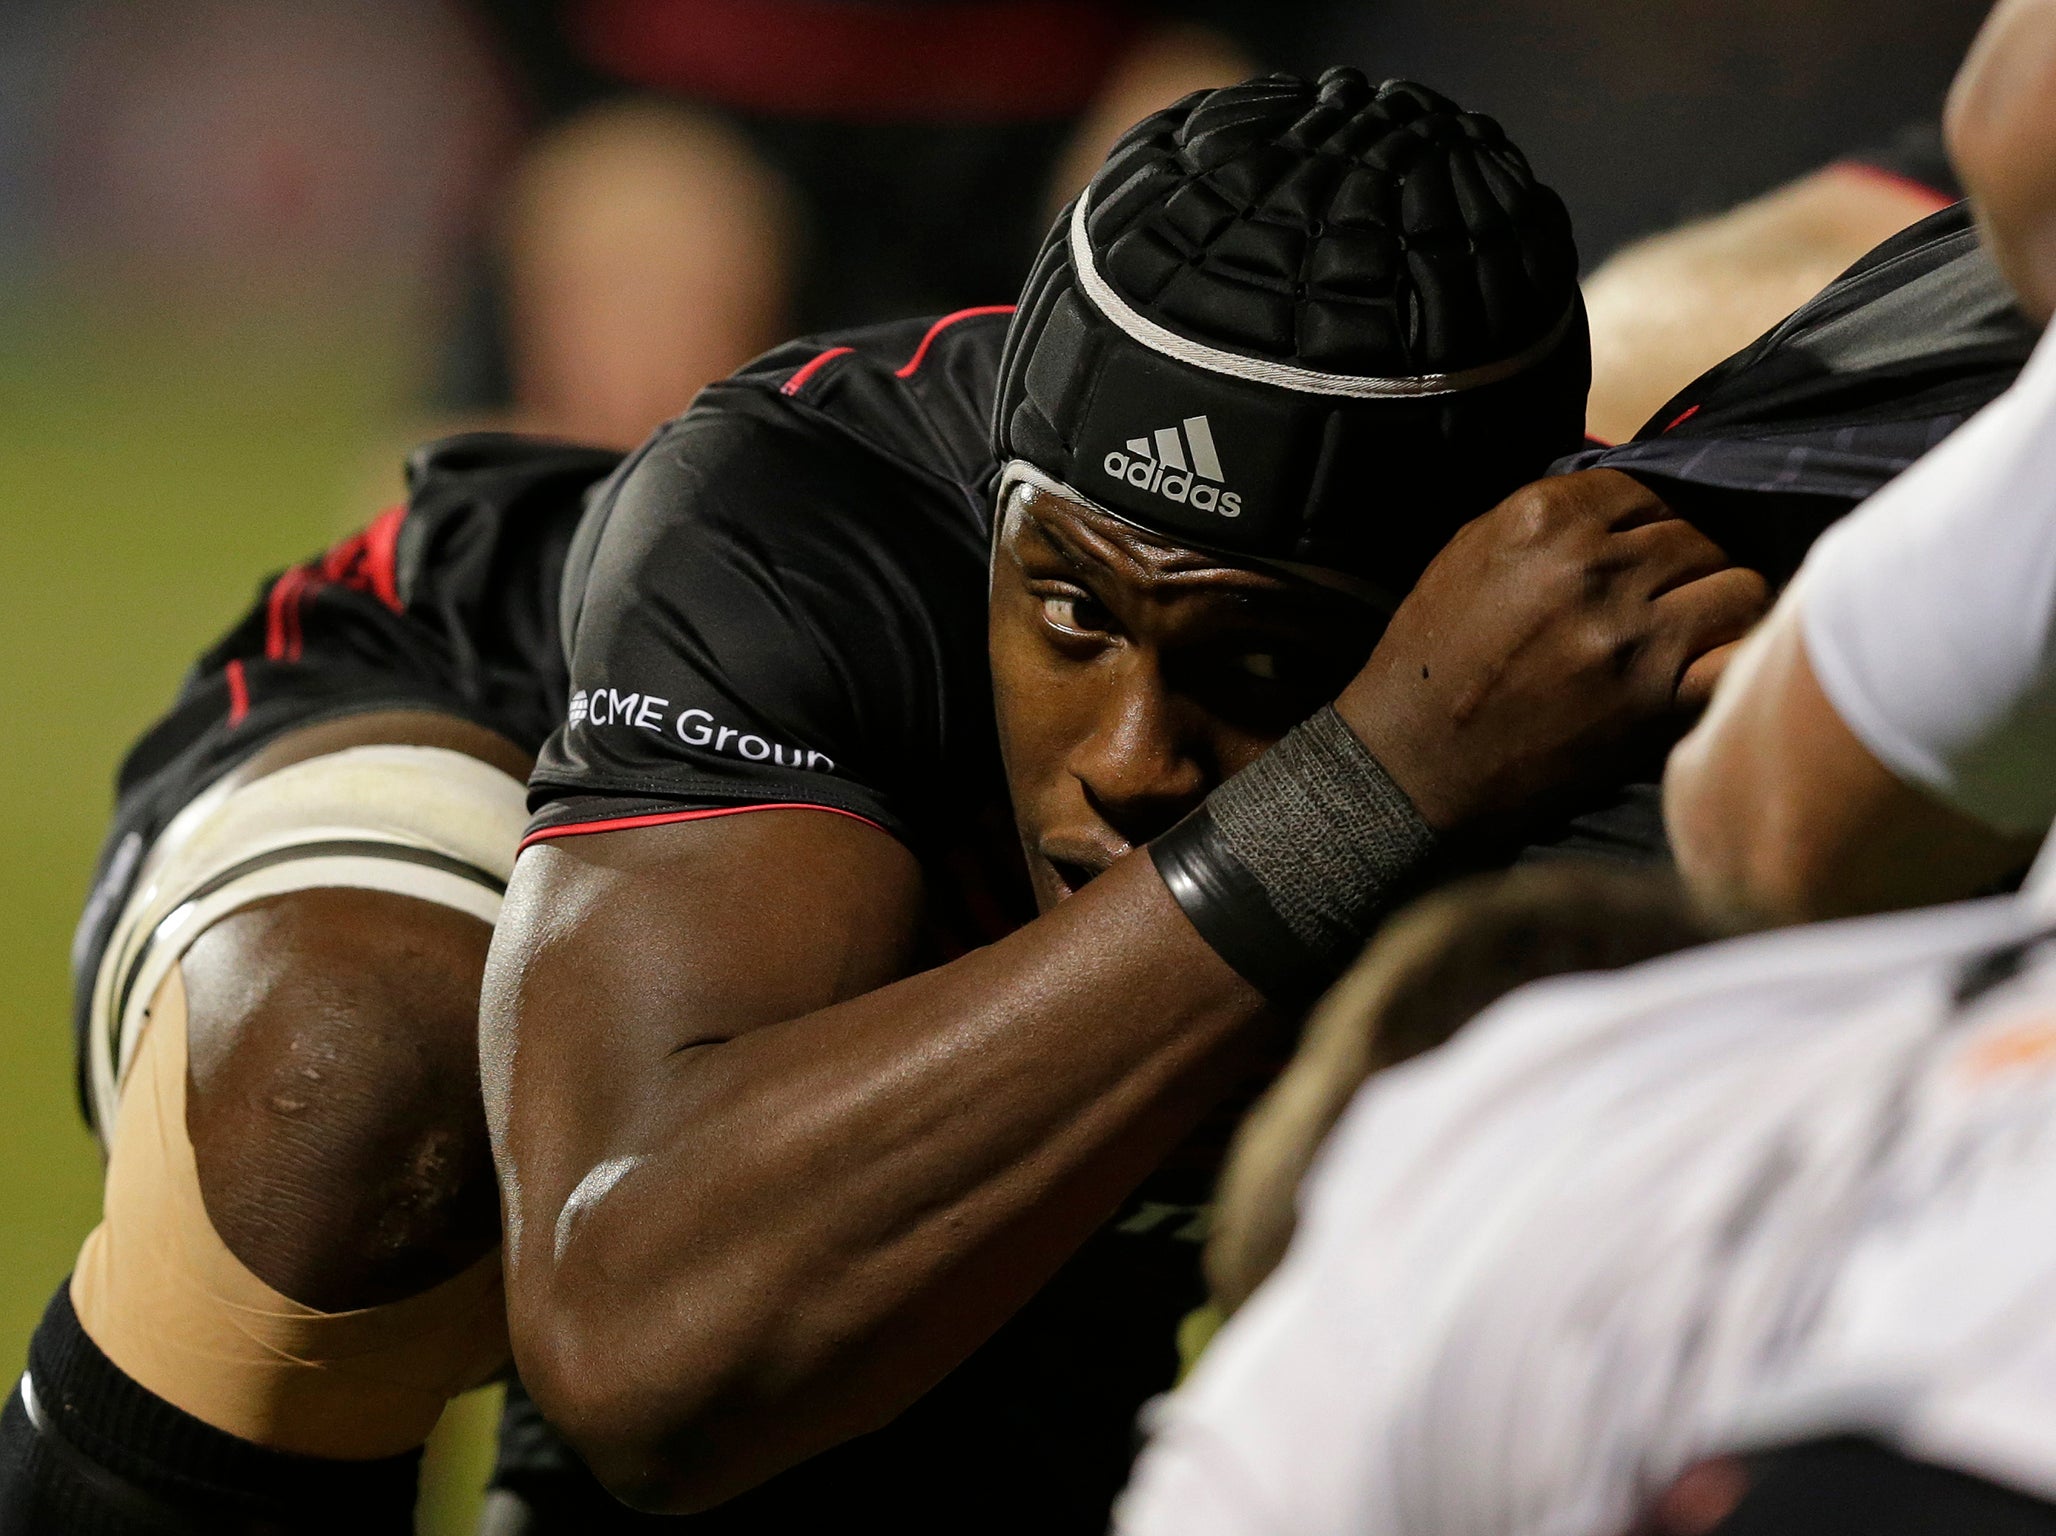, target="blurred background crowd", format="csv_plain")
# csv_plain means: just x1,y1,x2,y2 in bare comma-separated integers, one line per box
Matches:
0,0,1998,1527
